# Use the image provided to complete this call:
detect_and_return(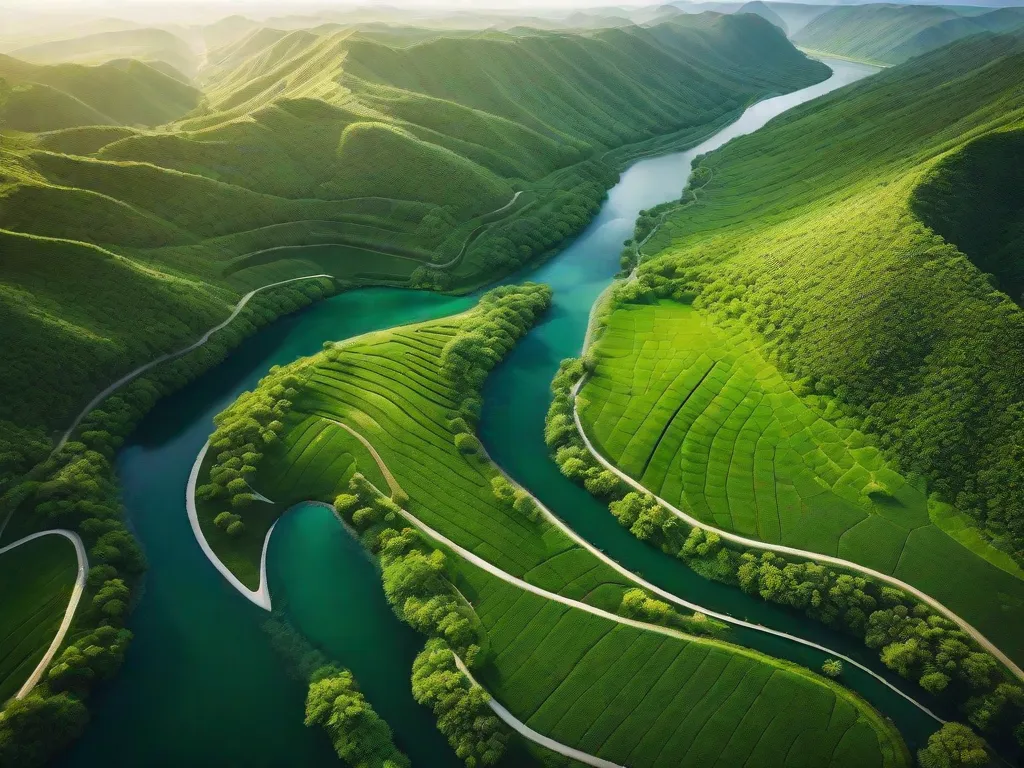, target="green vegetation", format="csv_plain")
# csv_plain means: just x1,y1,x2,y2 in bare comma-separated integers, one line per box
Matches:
208,283,909,767
912,128,1024,306
0,535,77,702
196,283,555,586
578,300,1024,666
917,723,988,768
262,613,410,768
627,32,1024,585
0,12,826,503
823,659,843,678
9,28,200,77
0,278,334,765
0,18,829,758
549,349,1024,747
307,666,411,768
0,54,202,131
794,4,1024,65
